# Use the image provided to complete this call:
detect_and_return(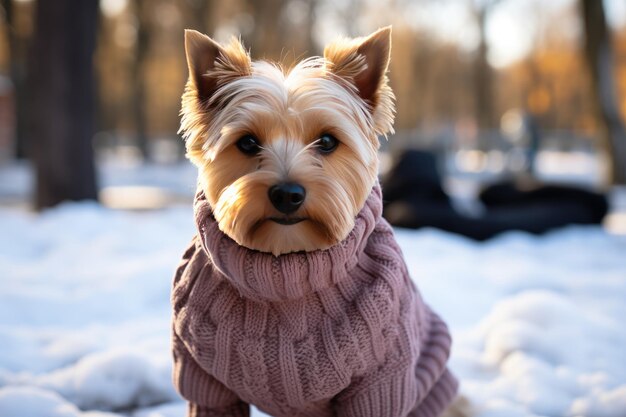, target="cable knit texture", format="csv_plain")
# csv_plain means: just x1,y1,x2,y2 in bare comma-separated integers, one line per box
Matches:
172,184,458,417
